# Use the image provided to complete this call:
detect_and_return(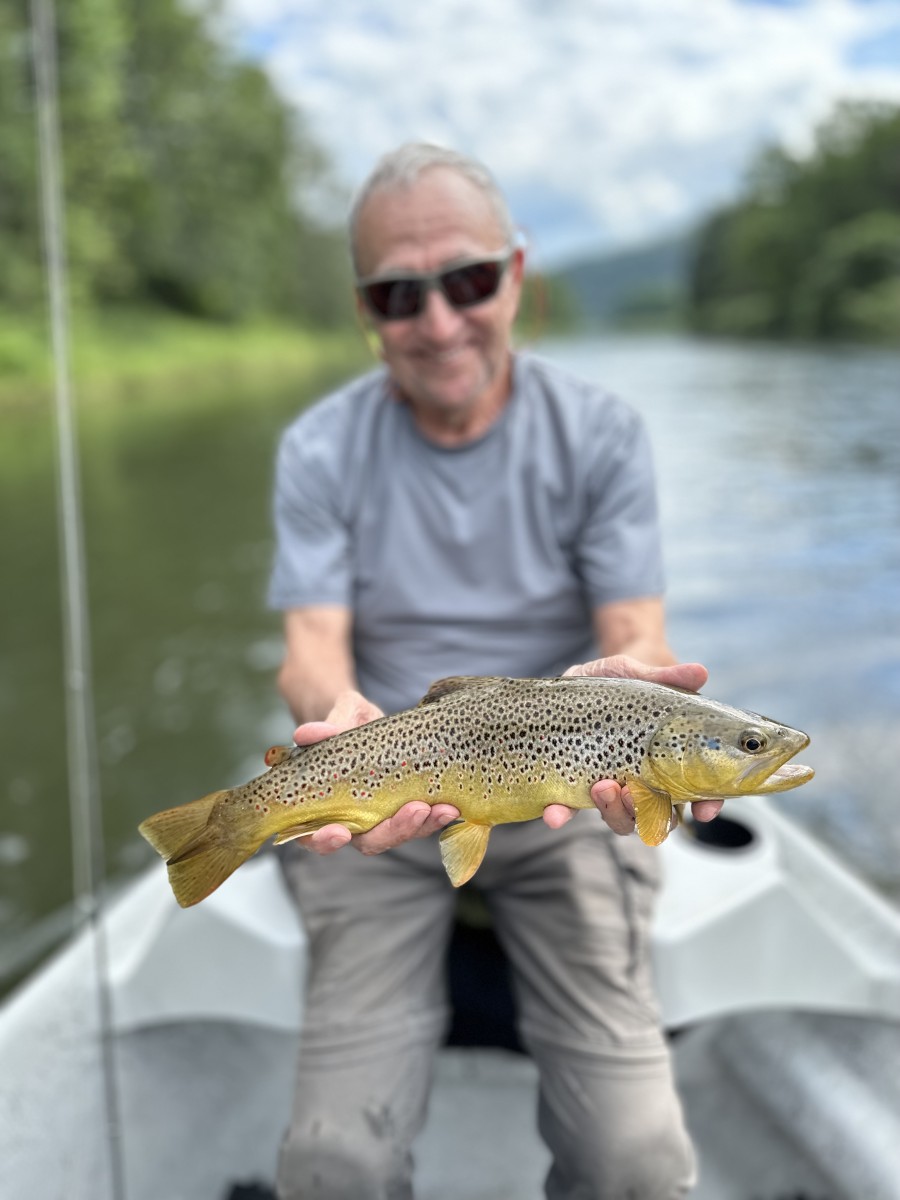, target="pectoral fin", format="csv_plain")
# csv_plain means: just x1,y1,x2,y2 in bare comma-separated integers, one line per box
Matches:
439,820,492,887
628,778,675,847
